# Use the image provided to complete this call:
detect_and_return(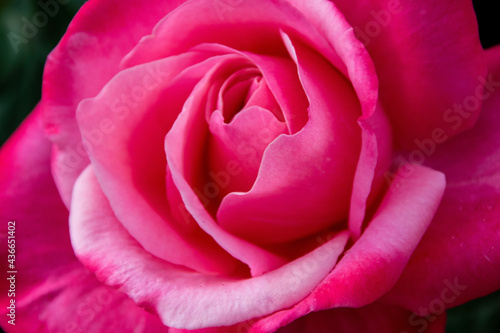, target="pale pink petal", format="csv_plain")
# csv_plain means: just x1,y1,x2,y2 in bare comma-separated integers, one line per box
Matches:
76,52,241,274
69,165,350,329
